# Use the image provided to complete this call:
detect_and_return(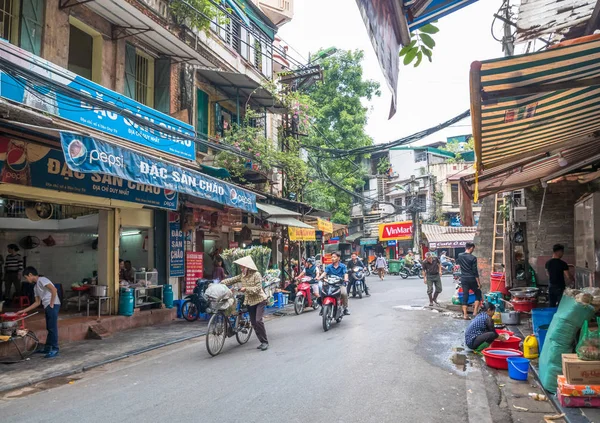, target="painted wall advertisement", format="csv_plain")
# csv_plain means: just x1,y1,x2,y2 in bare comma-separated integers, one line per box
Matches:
0,39,196,160
185,251,204,294
378,221,413,241
169,212,184,278
60,132,257,213
0,137,178,209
